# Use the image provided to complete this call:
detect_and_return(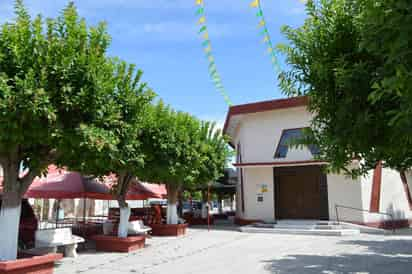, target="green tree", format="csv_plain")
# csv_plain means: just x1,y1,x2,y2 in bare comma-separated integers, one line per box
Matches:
137,102,203,224
193,122,231,217
279,0,412,177
0,1,119,260
68,61,154,238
